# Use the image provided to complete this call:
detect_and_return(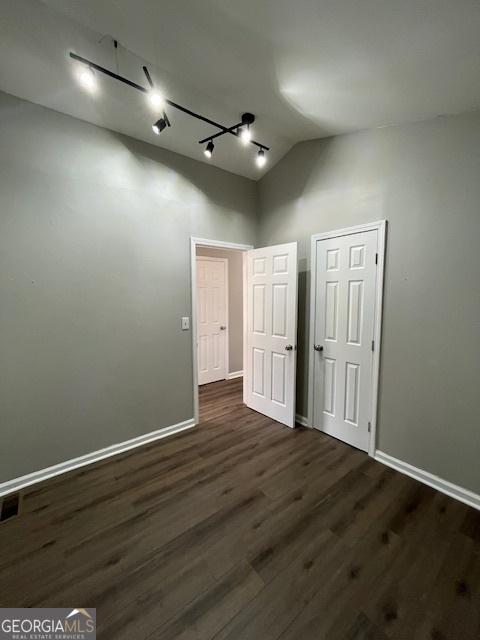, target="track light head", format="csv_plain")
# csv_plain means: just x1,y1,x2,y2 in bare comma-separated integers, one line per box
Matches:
152,119,165,135
78,66,97,92
256,148,267,168
152,112,170,135
240,125,251,145
204,140,215,159
239,112,255,146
